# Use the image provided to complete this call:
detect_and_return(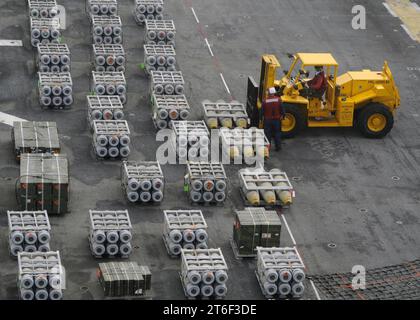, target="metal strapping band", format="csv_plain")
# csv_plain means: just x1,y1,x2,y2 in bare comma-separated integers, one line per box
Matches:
34,122,39,150
41,155,44,211
55,156,61,214
20,122,25,150
47,122,52,150
25,155,30,211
